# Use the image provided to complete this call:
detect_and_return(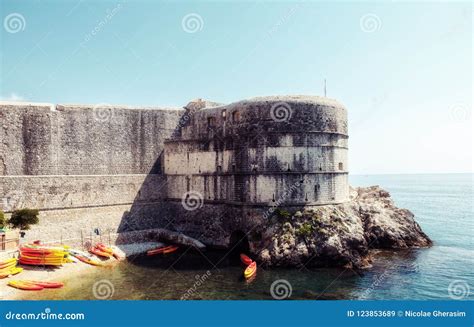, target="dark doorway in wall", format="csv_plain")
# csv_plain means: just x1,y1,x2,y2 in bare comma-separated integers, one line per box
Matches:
228,230,250,264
